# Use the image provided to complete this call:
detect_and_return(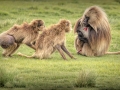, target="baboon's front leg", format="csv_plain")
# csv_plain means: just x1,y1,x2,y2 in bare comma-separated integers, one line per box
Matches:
55,44,67,60
61,43,75,59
